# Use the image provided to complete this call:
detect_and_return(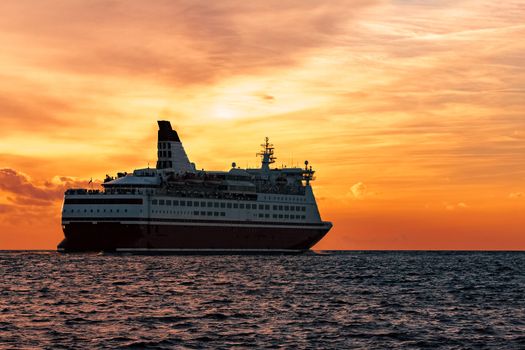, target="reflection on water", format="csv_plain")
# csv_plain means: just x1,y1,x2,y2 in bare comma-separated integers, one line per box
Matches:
1,251,524,349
